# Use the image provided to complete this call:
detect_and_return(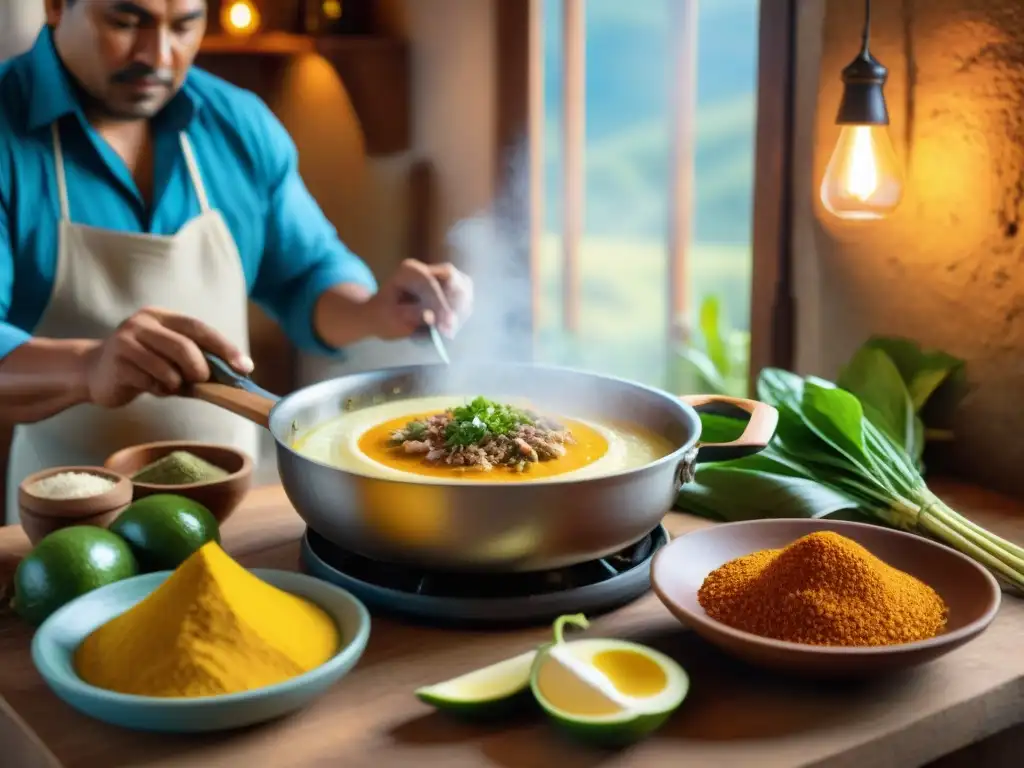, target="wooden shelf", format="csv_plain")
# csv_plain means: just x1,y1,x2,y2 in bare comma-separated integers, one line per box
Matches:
200,32,314,55
198,33,410,156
